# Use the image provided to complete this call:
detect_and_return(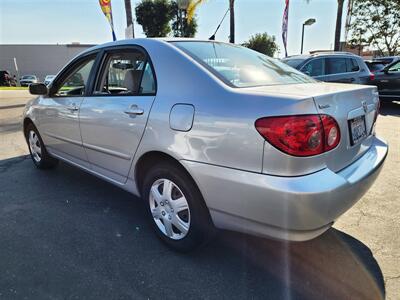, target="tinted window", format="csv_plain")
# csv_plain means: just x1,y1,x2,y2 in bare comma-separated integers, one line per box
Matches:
55,56,95,97
140,62,156,94
366,62,385,72
283,58,305,68
346,58,359,72
326,58,347,75
95,50,155,95
173,41,315,87
301,59,324,76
